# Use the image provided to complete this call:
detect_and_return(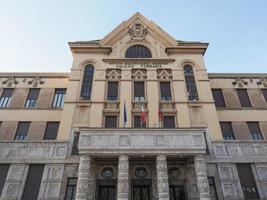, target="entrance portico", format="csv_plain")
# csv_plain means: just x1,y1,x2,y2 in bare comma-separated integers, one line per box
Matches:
75,129,211,200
